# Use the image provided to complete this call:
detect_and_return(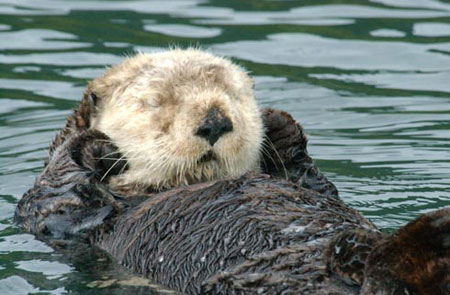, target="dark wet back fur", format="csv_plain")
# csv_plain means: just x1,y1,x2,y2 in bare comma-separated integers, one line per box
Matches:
94,175,371,294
